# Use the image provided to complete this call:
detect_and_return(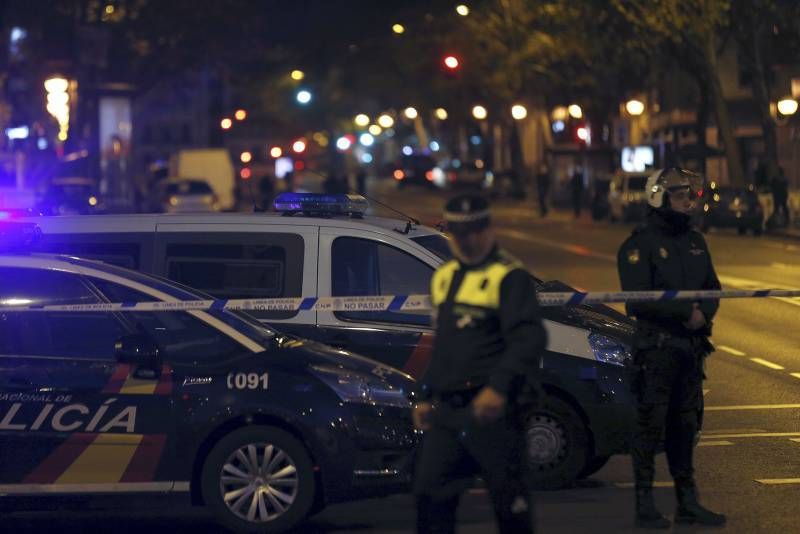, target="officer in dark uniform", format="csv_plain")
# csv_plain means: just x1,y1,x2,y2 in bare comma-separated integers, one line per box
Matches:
411,194,547,534
617,168,726,528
